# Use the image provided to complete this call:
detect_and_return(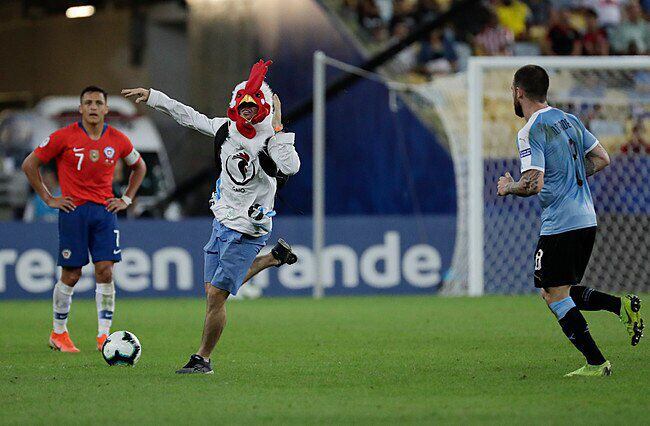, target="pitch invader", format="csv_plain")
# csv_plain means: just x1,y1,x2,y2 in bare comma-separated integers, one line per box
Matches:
123,59,300,374
497,65,644,377
22,86,147,352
